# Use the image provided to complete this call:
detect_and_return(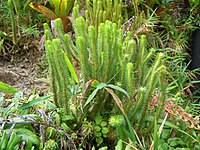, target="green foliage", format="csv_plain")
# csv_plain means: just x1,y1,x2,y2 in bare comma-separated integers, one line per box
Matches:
8,0,17,45
0,81,18,94
94,114,109,146
0,0,48,56
43,14,166,147
109,115,124,127
43,139,58,150
48,0,74,18
19,95,51,109
0,92,78,150
85,0,123,29
73,17,124,83
0,128,40,149
84,82,129,107
45,39,78,112
0,92,23,115
0,131,9,150
1,0,200,149
29,0,75,32
6,0,43,44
